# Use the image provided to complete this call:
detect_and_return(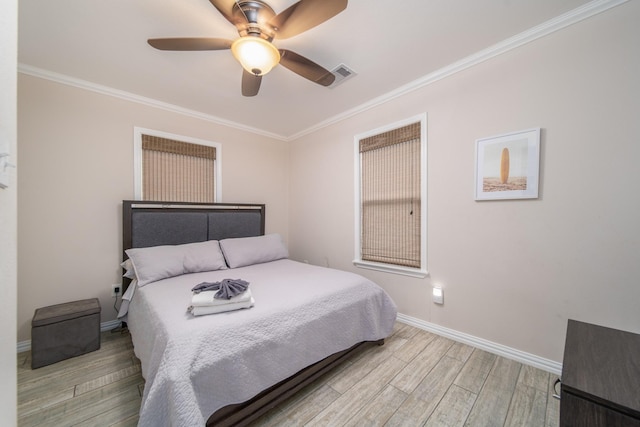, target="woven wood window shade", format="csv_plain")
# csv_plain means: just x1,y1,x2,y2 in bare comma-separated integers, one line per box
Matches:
142,135,216,203
359,122,421,268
